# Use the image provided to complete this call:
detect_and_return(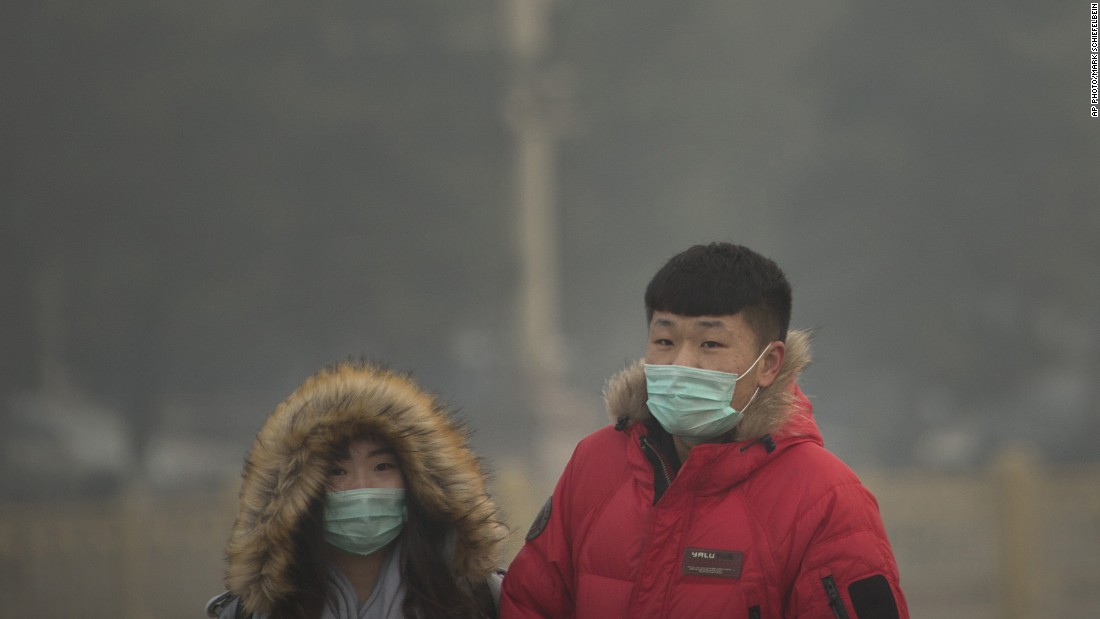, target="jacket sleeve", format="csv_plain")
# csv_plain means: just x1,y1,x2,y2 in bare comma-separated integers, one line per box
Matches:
786,481,909,619
499,454,581,618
